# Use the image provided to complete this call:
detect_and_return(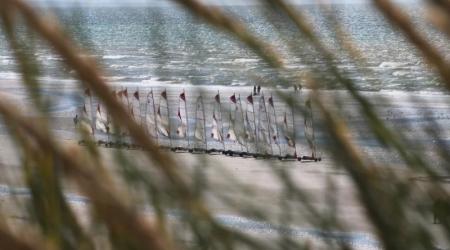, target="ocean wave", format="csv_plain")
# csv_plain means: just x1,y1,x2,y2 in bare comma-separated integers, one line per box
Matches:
102,55,129,60
109,64,126,69
378,61,410,68
0,71,21,80
1,59,14,65
392,70,410,77
230,81,248,86
233,58,260,63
